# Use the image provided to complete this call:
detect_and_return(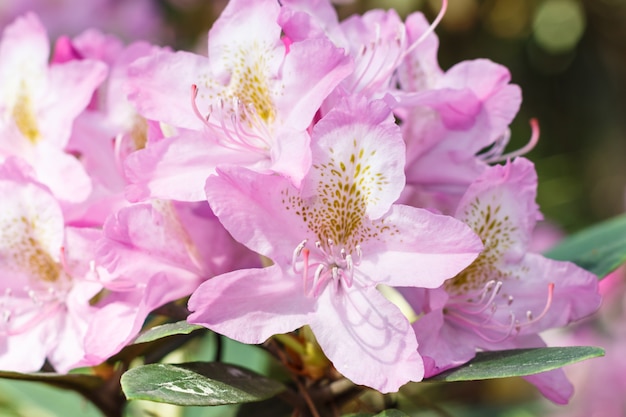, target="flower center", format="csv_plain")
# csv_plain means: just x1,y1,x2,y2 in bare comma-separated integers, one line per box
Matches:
292,238,362,297
0,216,71,336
